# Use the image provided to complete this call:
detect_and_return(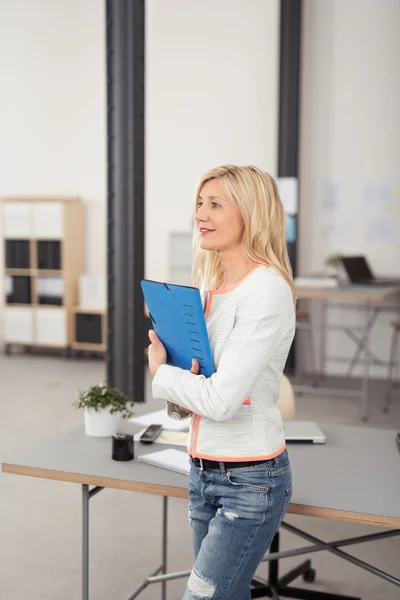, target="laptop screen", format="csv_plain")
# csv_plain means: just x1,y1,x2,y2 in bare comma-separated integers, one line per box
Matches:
341,256,374,282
